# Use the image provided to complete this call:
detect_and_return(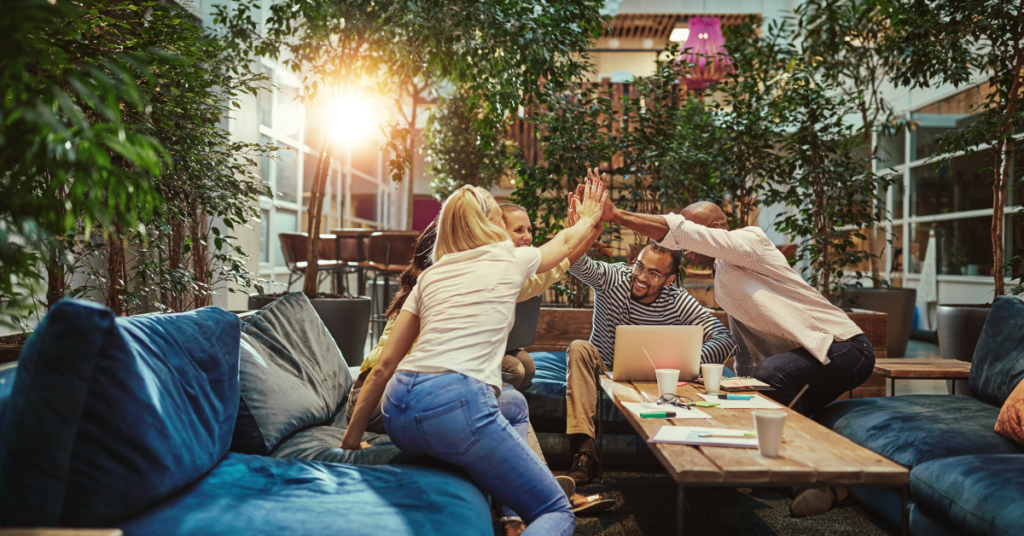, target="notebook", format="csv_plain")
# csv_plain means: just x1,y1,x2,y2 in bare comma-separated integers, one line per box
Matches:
693,376,774,392
649,426,759,448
